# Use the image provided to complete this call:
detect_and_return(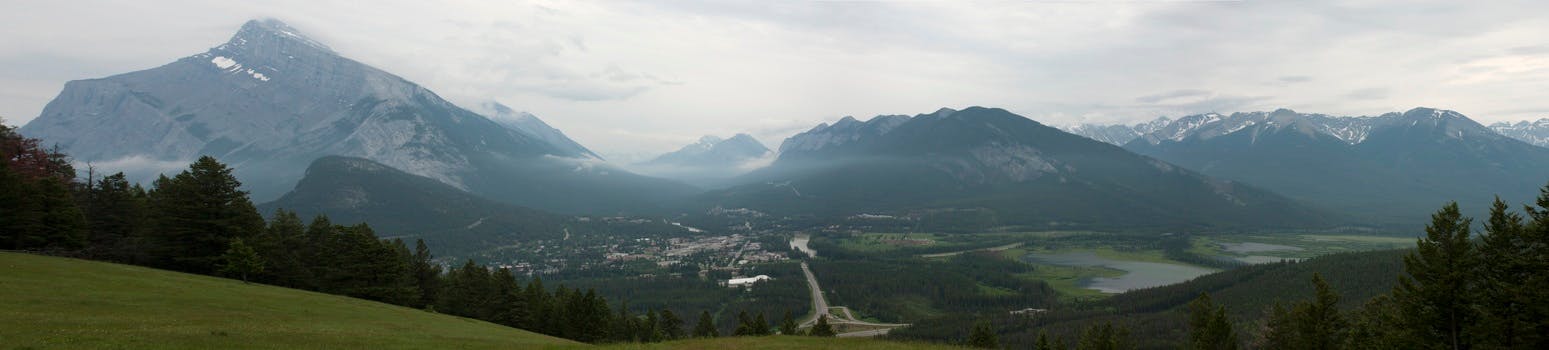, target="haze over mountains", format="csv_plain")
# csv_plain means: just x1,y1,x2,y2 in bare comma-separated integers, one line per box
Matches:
1066,108,1549,225
631,133,772,188
18,19,694,214
16,18,1549,238
698,107,1336,230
